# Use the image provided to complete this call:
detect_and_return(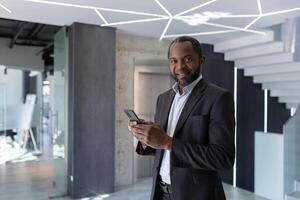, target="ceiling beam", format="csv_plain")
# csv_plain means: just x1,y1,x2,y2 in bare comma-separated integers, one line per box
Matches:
9,22,28,48
28,24,44,38
0,34,51,45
